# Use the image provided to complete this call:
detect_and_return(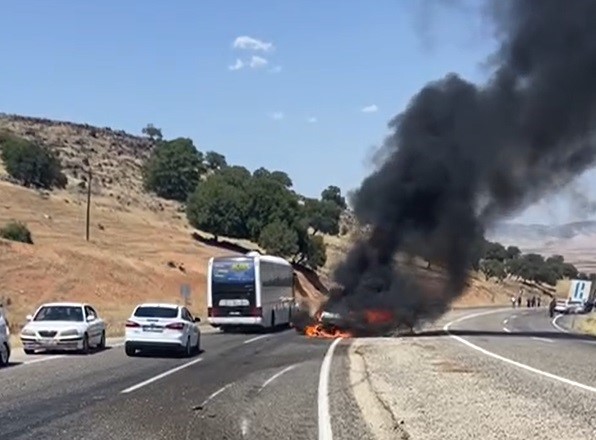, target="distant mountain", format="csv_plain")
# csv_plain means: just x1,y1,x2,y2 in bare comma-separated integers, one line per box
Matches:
487,220,596,245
